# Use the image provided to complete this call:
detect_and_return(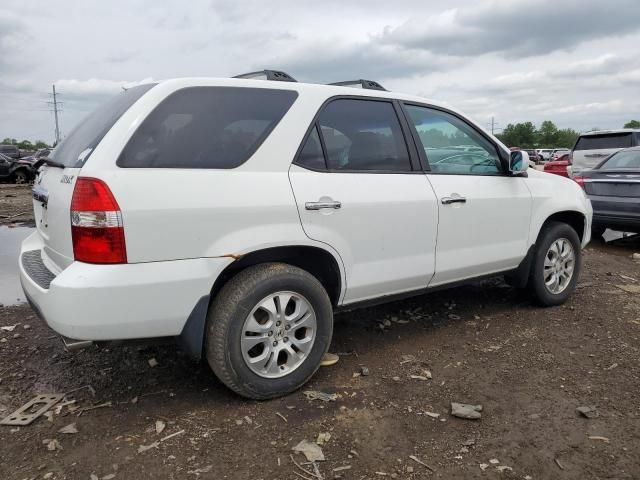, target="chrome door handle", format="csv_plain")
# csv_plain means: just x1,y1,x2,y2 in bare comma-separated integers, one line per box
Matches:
441,196,466,205
305,201,342,210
